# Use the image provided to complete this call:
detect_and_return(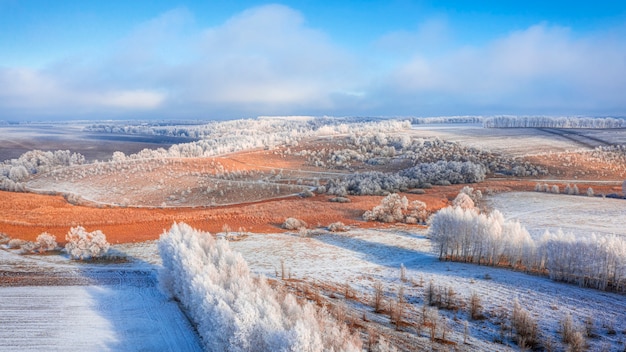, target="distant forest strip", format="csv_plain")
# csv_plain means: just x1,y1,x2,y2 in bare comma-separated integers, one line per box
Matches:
483,116,626,129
